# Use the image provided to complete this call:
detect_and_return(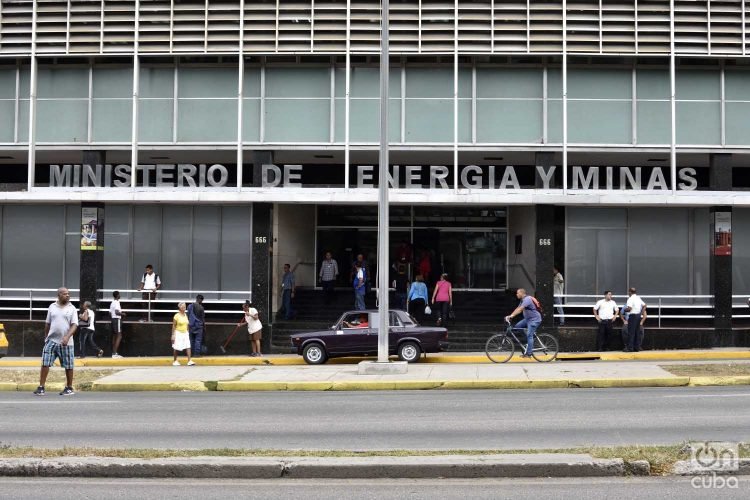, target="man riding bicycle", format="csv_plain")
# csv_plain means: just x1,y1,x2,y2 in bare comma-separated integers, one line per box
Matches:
504,288,542,358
